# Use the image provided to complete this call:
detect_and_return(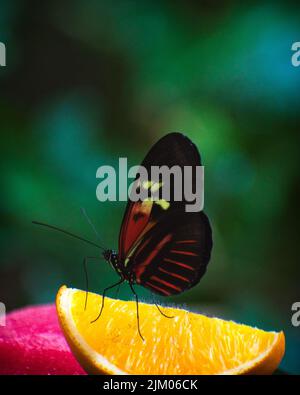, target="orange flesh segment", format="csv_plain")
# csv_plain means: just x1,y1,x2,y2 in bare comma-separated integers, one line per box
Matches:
58,287,285,375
